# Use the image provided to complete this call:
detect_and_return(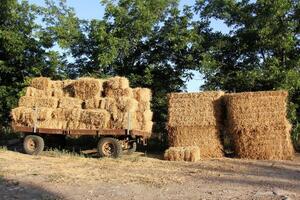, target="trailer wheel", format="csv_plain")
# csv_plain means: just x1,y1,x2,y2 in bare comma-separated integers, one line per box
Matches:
97,137,122,158
23,135,44,155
